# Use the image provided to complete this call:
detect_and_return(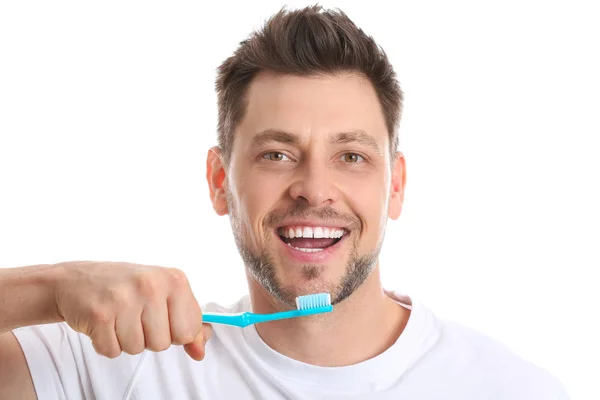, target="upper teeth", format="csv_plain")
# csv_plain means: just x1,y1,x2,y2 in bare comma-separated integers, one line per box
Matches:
279,226,345,239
